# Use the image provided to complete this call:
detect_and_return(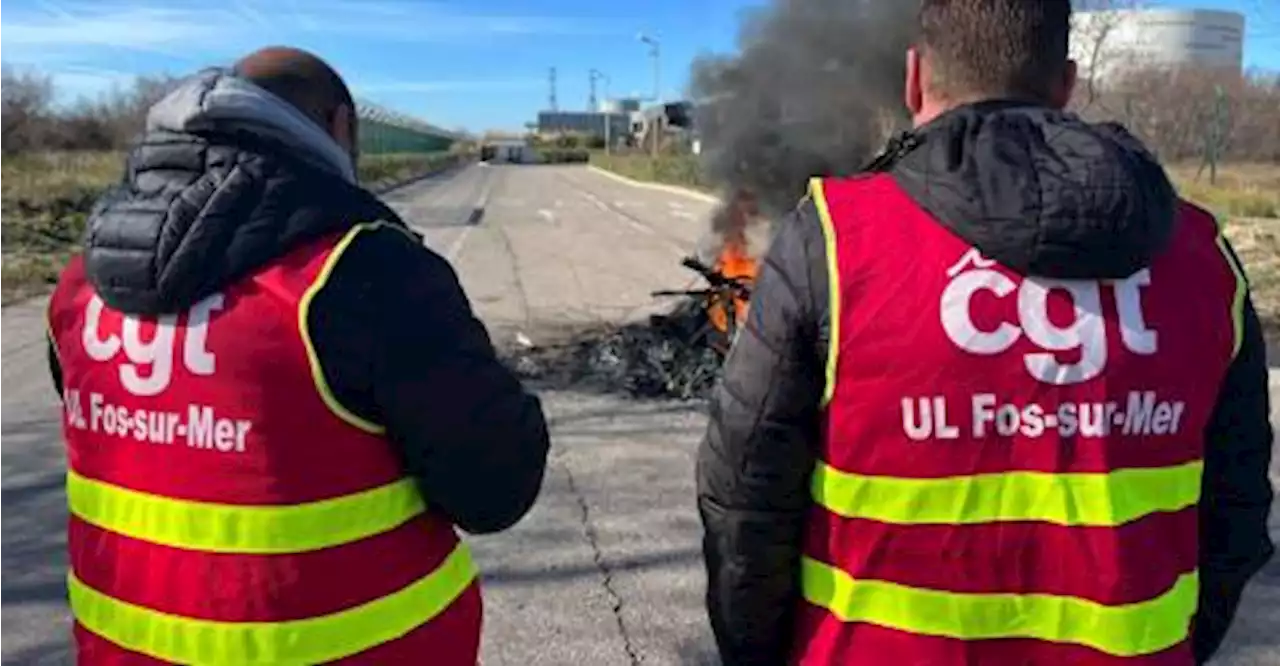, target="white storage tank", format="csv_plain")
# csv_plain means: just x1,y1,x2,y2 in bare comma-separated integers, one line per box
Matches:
1071,8,1244,81
598,99,623,114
